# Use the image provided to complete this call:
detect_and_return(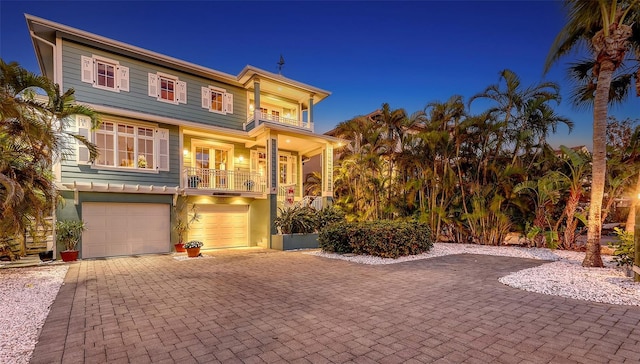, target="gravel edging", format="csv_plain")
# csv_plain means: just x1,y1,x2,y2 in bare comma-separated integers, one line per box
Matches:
306,243,640,306
0,265,68,364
